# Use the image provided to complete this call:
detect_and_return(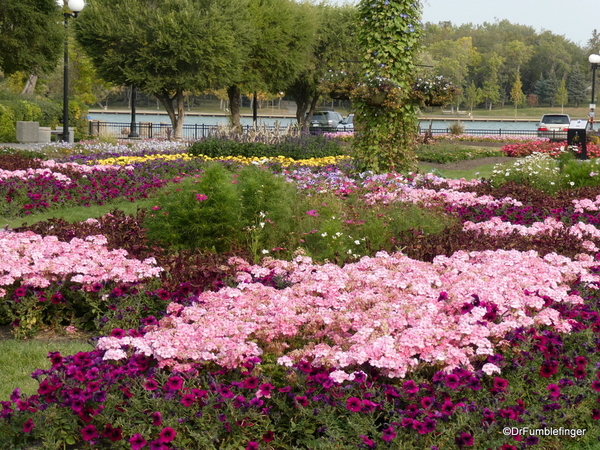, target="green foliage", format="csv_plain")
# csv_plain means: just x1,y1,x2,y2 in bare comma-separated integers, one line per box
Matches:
188,135,344,160
0,93,62,142
286,3,360,129
144,164,242,253
415,142,503,163
352,0,423,173
0,104,16,142
0,0,63,76
491,153,561,193
491,151,600,194
75,0,251,138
